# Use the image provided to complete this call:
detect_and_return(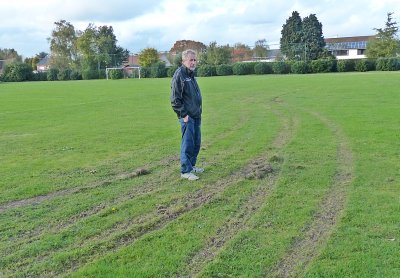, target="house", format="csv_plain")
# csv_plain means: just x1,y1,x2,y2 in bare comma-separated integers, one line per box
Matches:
36,55,50,72
325,35,375,60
